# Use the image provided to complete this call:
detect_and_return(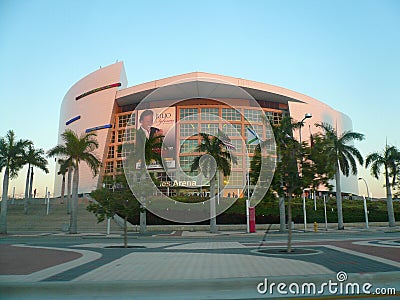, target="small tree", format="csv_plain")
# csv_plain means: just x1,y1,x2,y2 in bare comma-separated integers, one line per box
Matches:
251,115,303,251
280,134,302,252
88,175,137,248
302,134,335,192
